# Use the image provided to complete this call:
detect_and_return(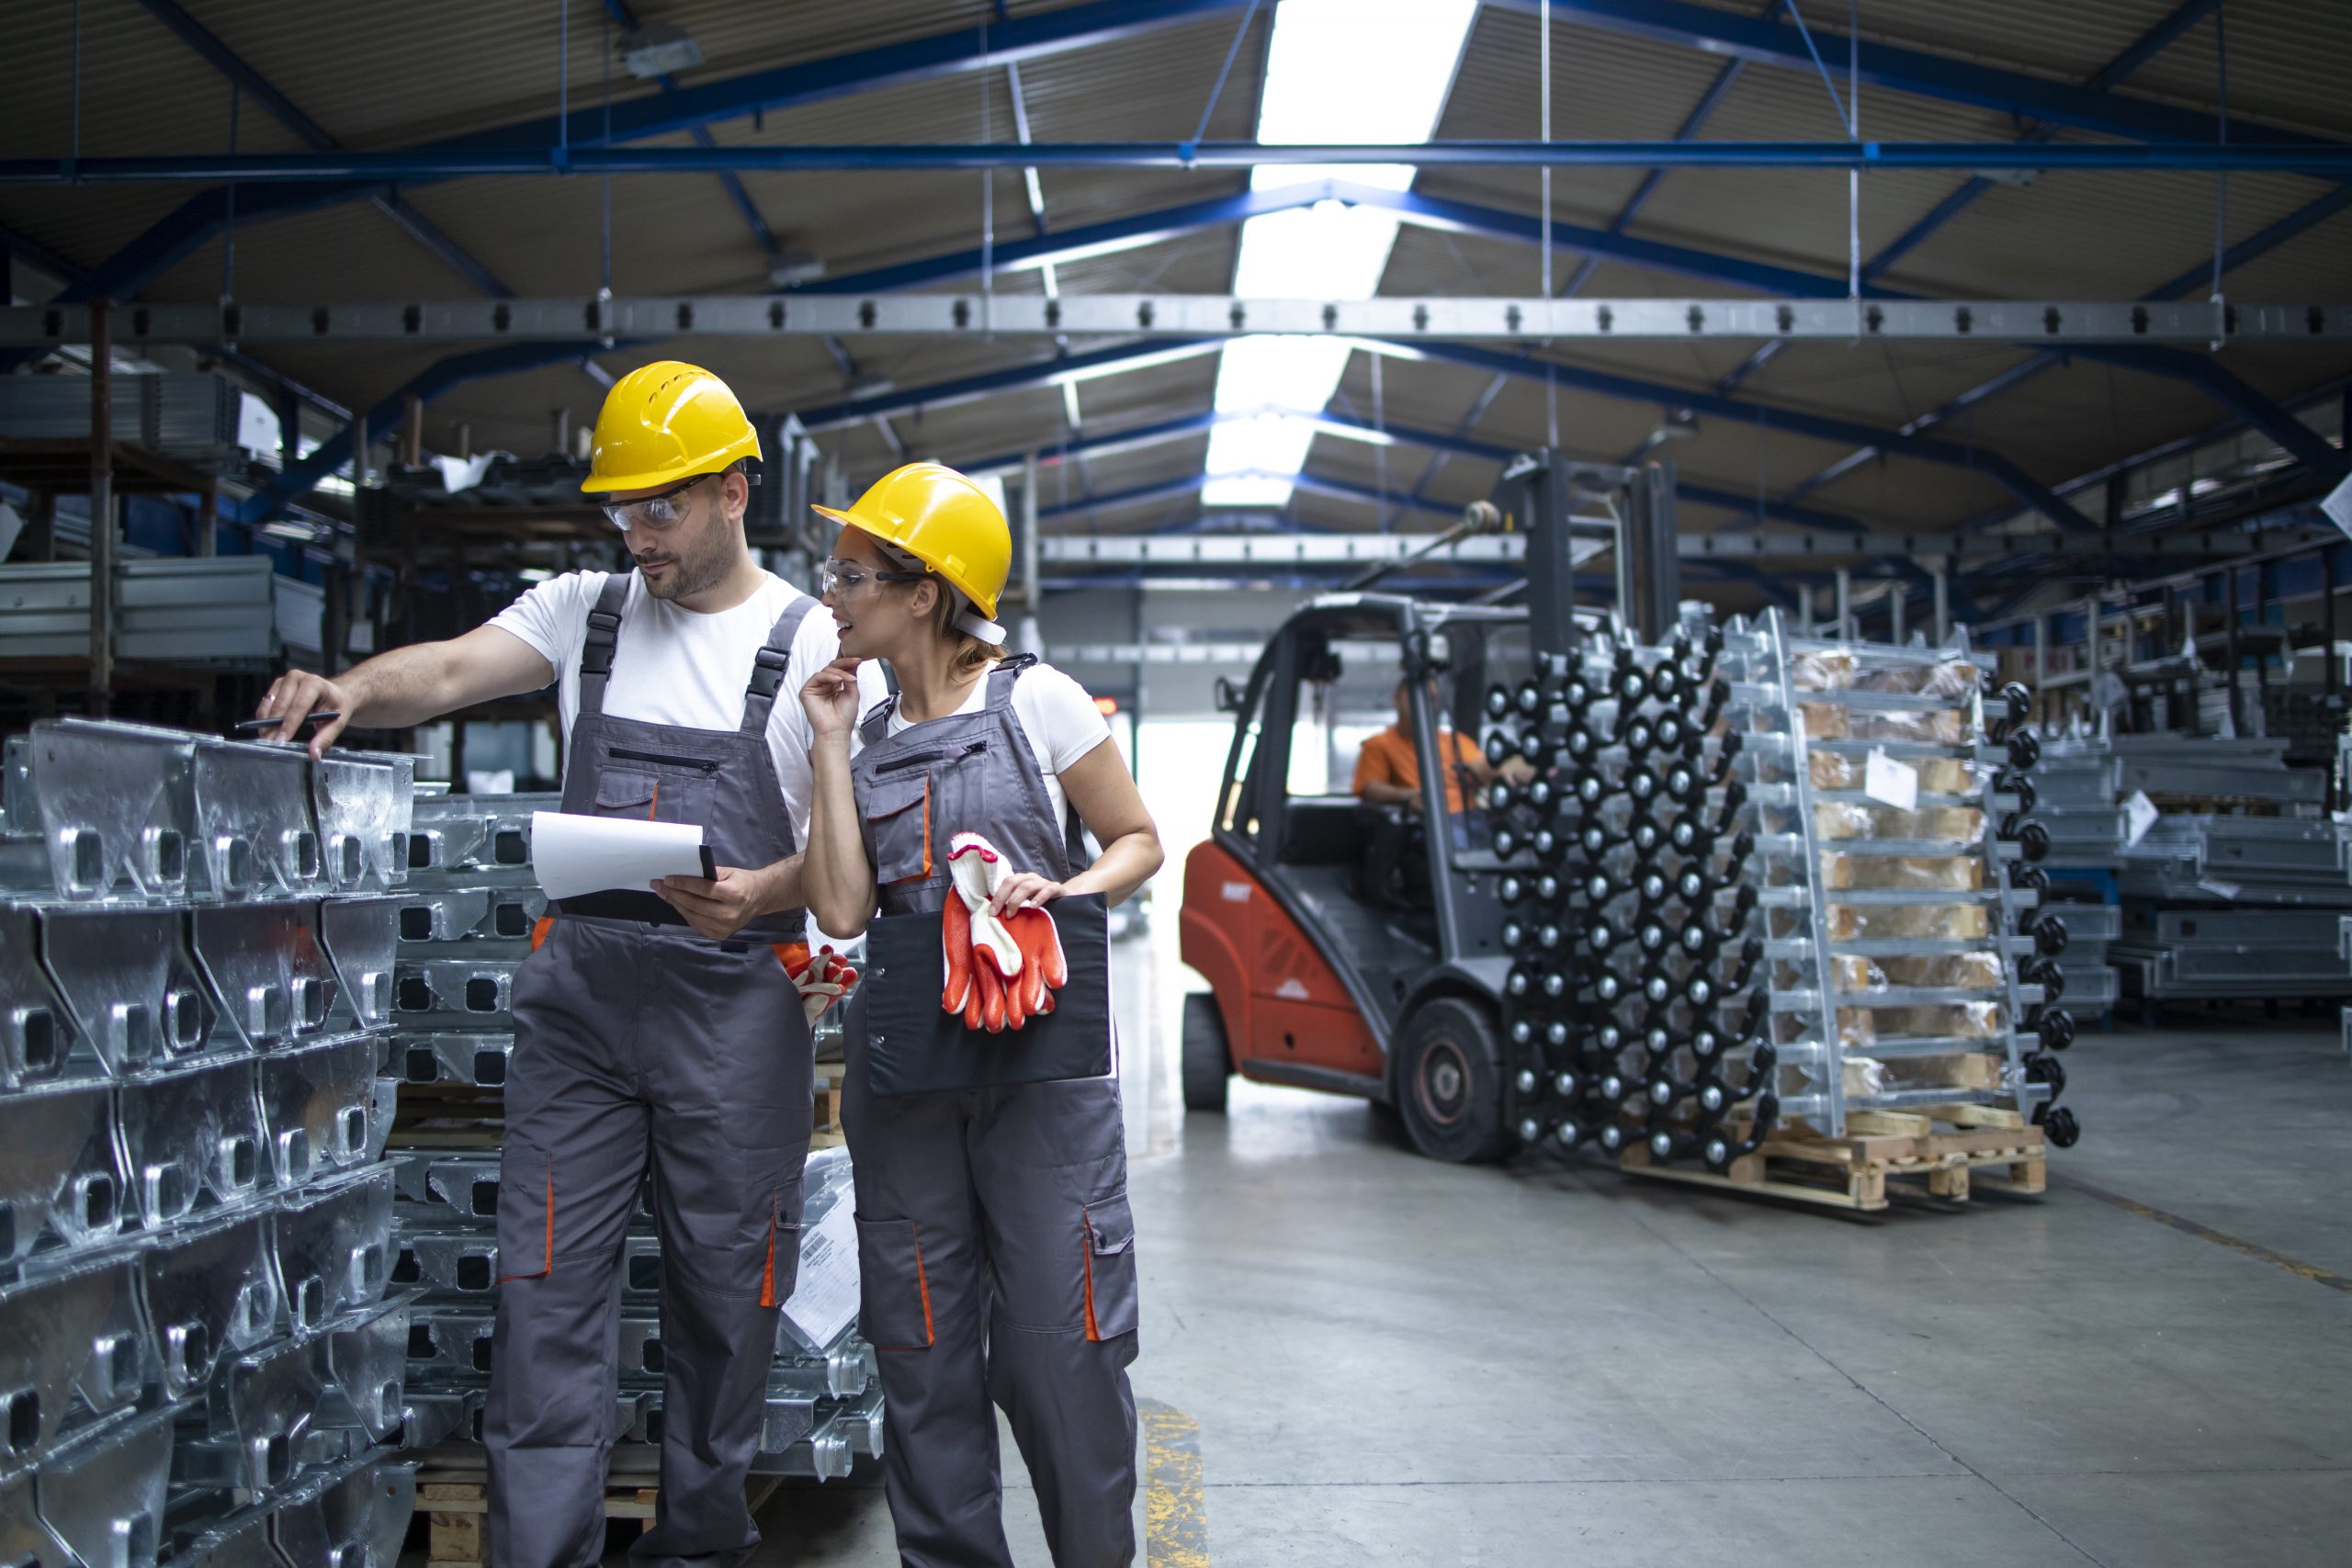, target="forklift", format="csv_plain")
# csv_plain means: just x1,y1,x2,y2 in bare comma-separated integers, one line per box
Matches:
1178,453,1681,1161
